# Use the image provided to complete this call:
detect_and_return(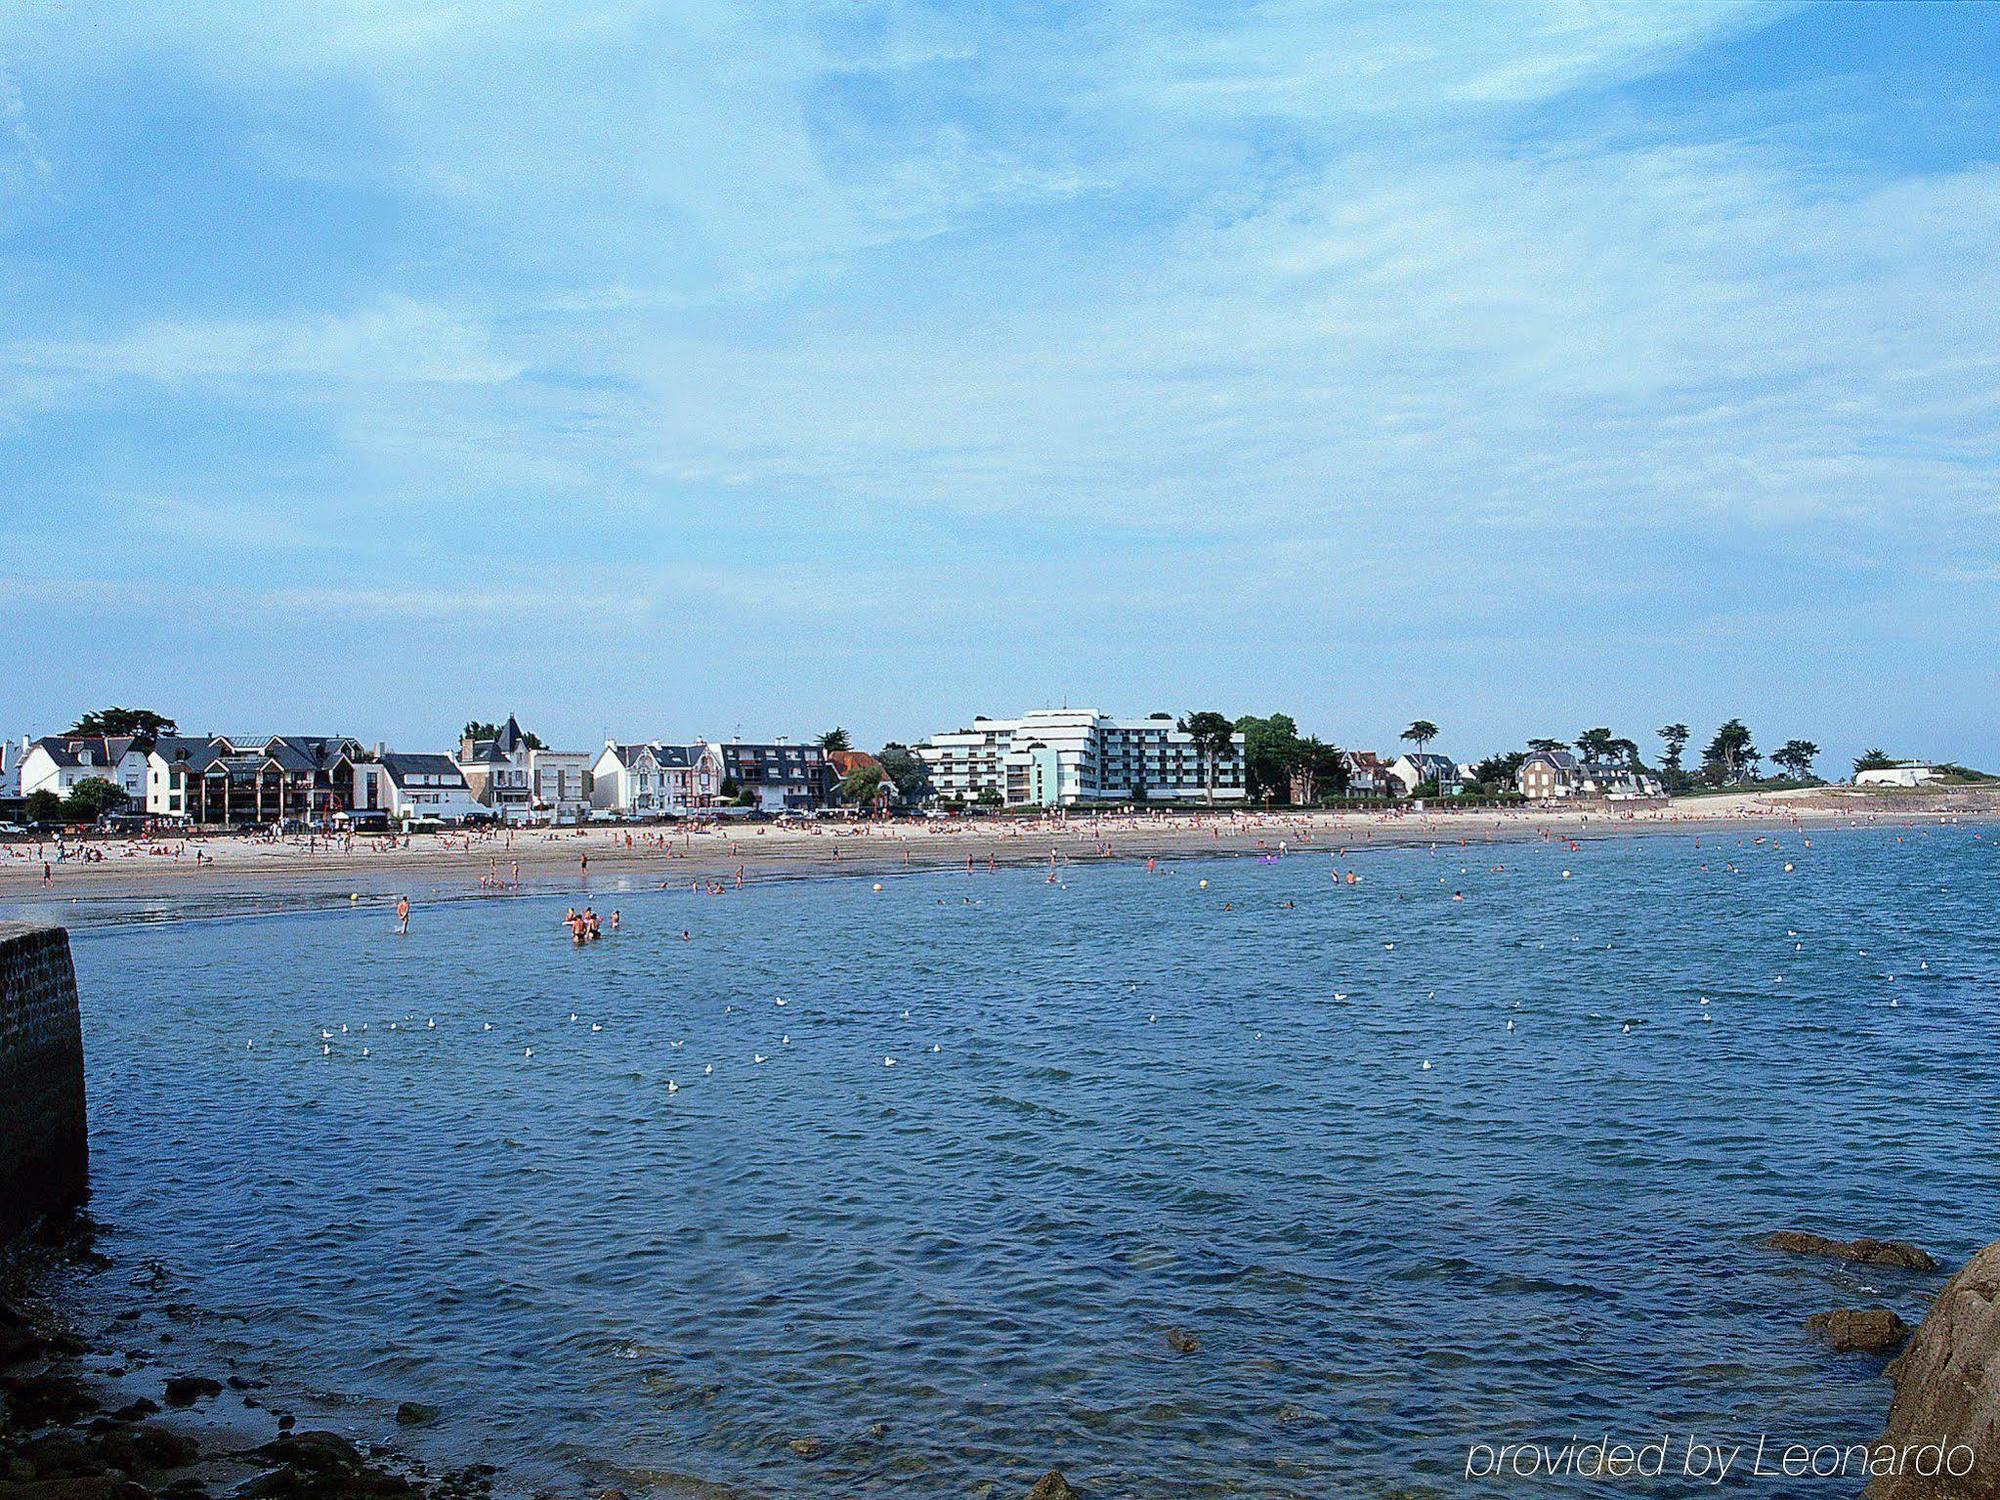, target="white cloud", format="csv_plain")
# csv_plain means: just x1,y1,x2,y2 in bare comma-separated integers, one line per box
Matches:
12,297,522,387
